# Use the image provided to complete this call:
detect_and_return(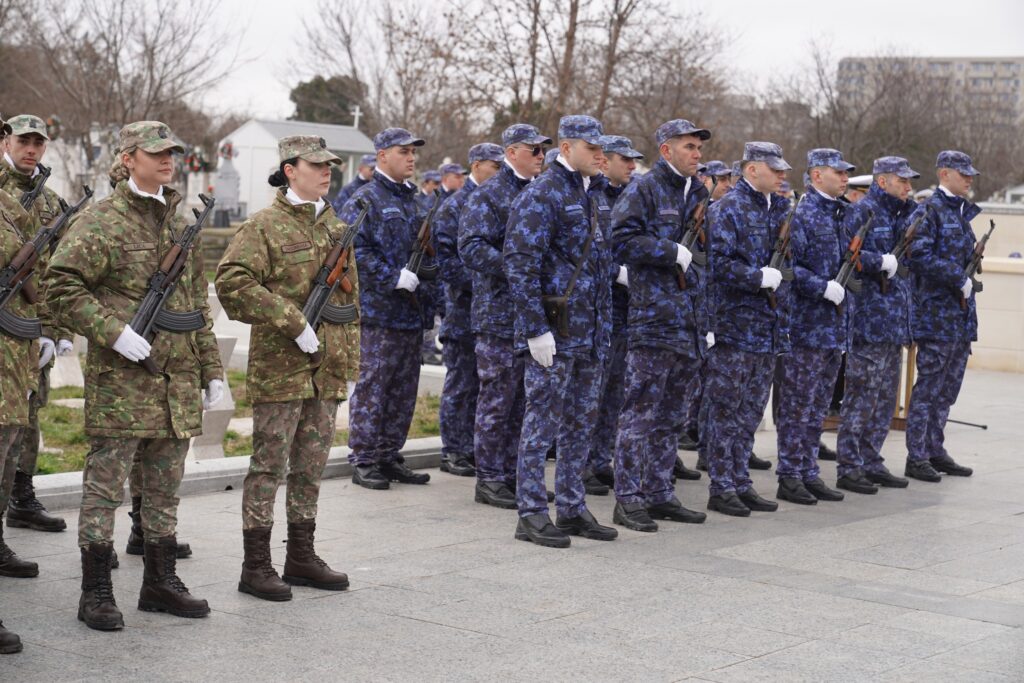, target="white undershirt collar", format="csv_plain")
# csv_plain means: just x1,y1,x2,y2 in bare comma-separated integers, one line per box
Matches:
503,158,529,181
285,187,326,218
128,177,166,205
556,154,590,191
